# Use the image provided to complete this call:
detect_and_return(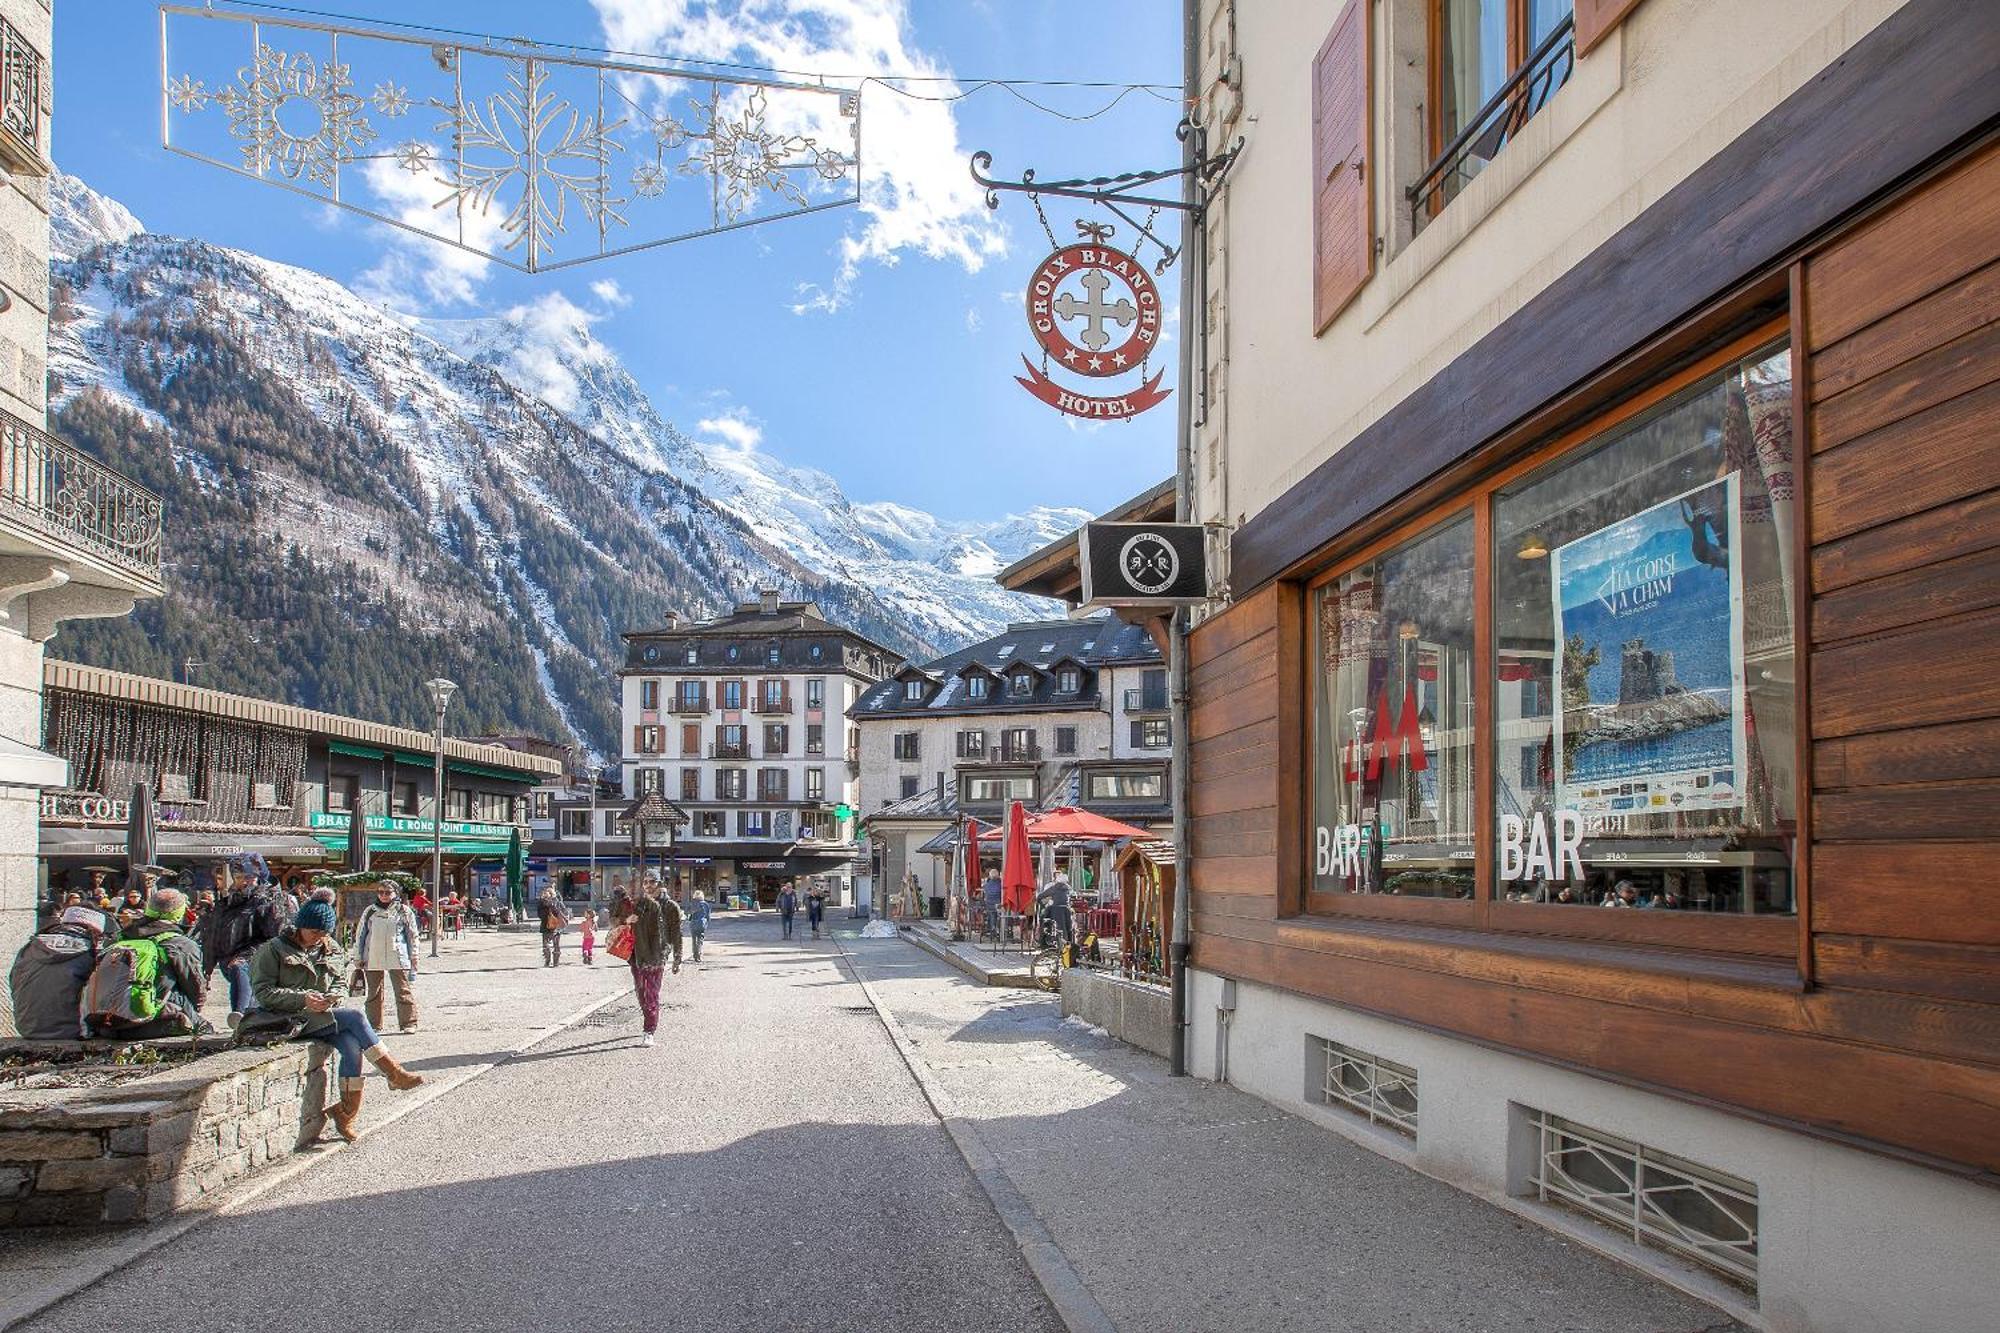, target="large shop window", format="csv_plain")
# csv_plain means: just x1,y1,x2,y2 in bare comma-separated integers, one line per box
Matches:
1493,344,1797,916
1310,516,1477,901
